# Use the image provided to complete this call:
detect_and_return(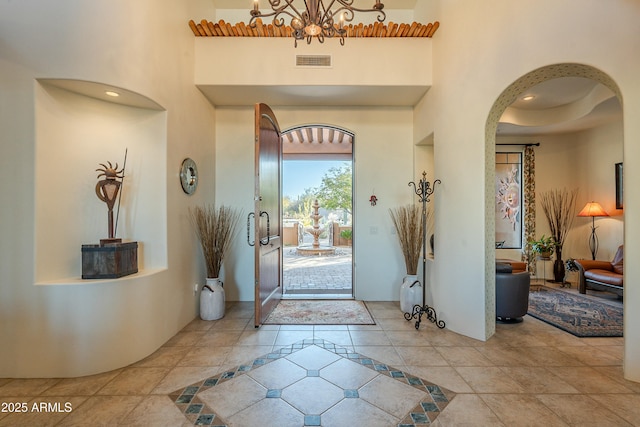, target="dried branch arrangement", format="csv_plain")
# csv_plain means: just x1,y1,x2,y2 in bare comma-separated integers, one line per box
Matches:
189,205,242,279
189,19,439,39
389,205,424,275
539,188,578,257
